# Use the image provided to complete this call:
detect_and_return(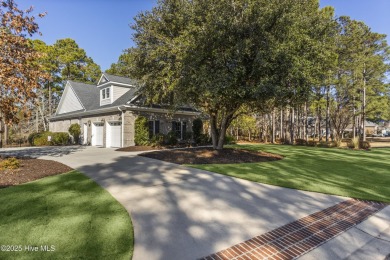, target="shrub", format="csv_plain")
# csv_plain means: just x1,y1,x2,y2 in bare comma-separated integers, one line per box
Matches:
149,134,164,147
318,141,337,148
198,134,211,145
28,132,40,146
165,131,178,146
224,135,236,145
307,140,317,147
52,132,70,145
68,124,81,144
295,139,307,146
33,132,50,146
359,141,371,149
134,116,149,146
192,118,203,144
32,132,69,146
0,157,20,170
347,137,359,149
